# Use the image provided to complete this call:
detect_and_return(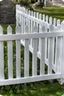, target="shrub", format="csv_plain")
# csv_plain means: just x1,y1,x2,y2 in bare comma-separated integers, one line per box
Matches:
20,0,31,6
